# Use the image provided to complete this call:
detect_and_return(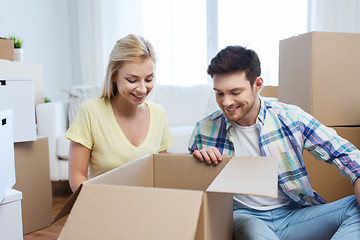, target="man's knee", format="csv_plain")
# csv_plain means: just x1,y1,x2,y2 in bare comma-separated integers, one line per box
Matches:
233,215,278,240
